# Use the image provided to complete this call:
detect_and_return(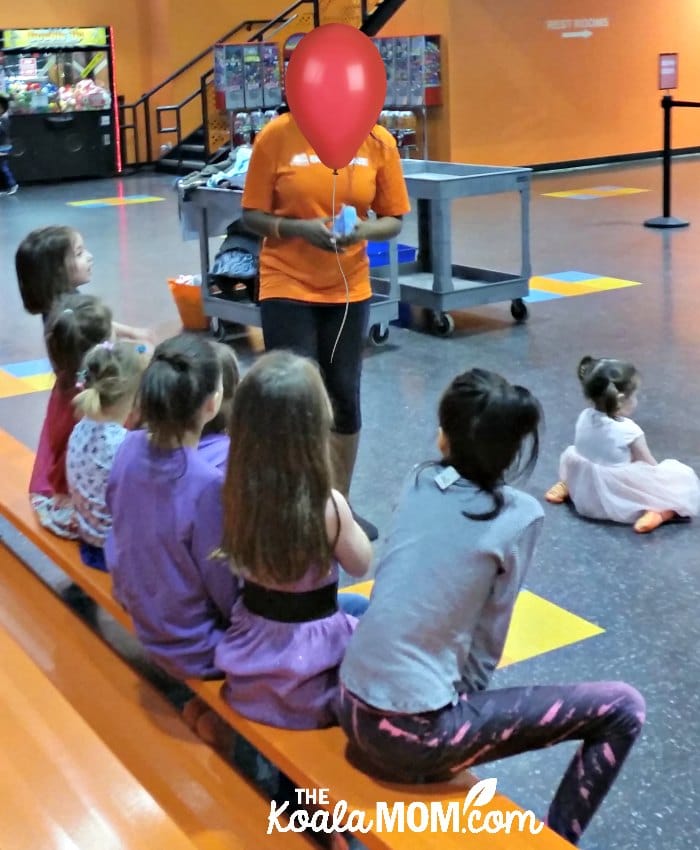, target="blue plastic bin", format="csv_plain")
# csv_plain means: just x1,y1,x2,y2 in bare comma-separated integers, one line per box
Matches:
367,242,416,327
367,241,416,268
